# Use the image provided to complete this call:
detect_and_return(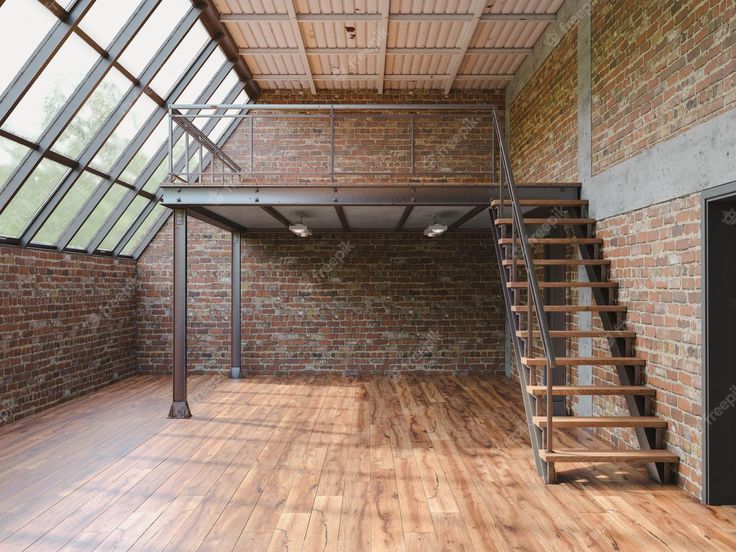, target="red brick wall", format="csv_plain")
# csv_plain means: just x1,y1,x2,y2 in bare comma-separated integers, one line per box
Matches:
137,217,505,376
0,246,137,426
510,26,579,183
589,194,702,495
219,89,504,187
592,0,736,173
